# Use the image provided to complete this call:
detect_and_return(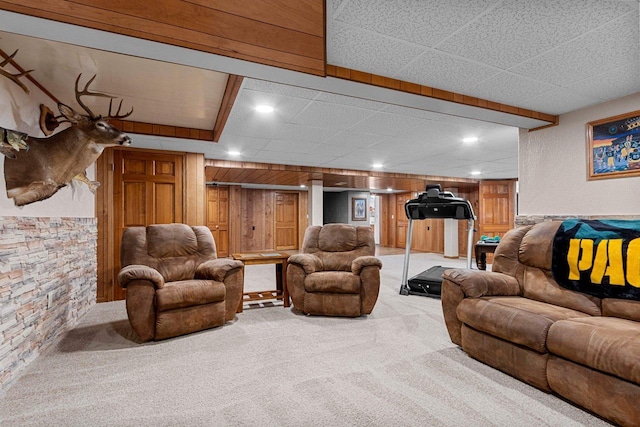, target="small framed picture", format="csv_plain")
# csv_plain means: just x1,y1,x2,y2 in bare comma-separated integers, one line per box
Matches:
352,198,367,221
587,110,640,180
